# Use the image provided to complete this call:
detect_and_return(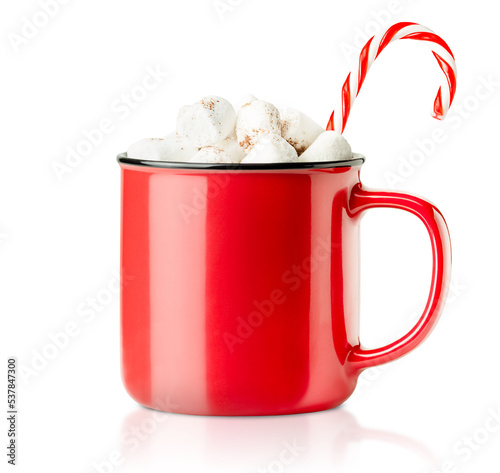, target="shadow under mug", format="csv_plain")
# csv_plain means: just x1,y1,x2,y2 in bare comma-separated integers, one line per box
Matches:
117,153,451,416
